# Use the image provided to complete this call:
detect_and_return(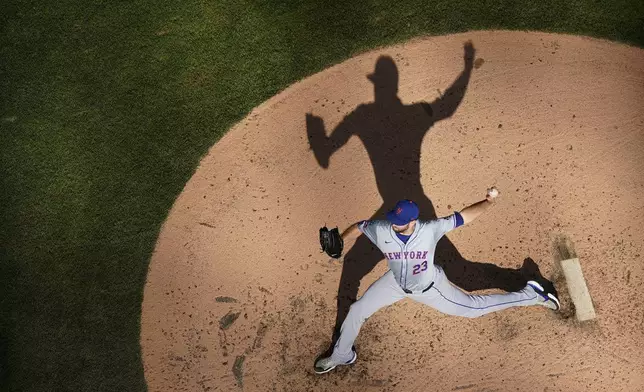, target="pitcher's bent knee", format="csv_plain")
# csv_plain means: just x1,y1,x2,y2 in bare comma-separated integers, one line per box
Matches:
347,301,373,323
